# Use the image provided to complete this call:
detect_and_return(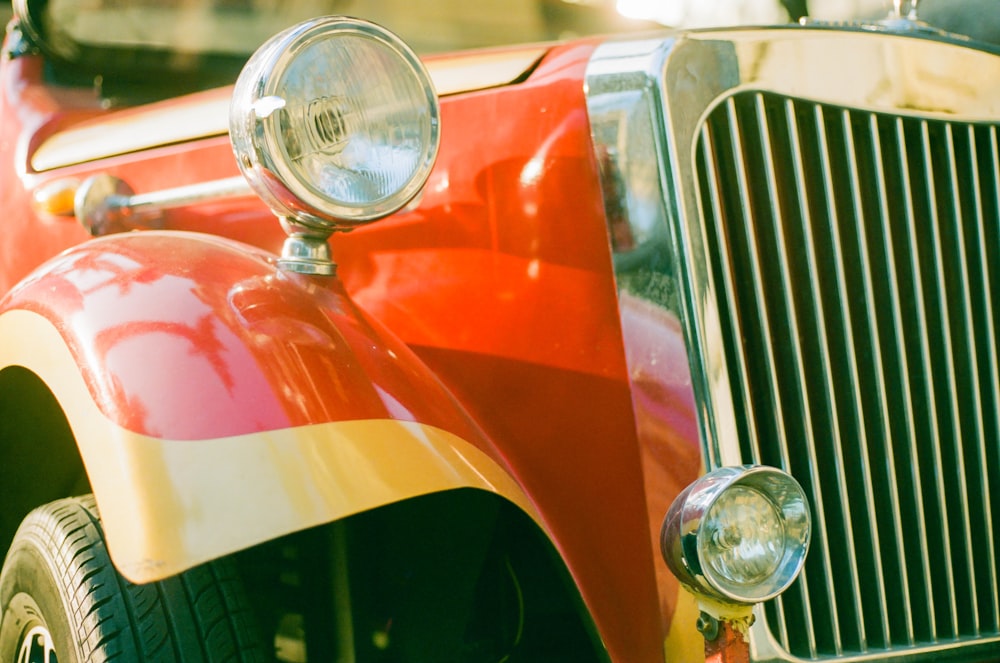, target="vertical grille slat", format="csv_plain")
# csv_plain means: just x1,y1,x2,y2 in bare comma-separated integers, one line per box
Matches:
811,103,868,653
944,123,984,634
840,109,892,649
698,119,826,655
724,97,792,448
988,128,1000,632
753,93,821,656
892,115,939,641
695,90,1000,659
959,122,1000,634
918,119,962,639
720,96,843,652
866,114,916,645
778,98,841,658
973,127,1000,632
698,122,764,456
